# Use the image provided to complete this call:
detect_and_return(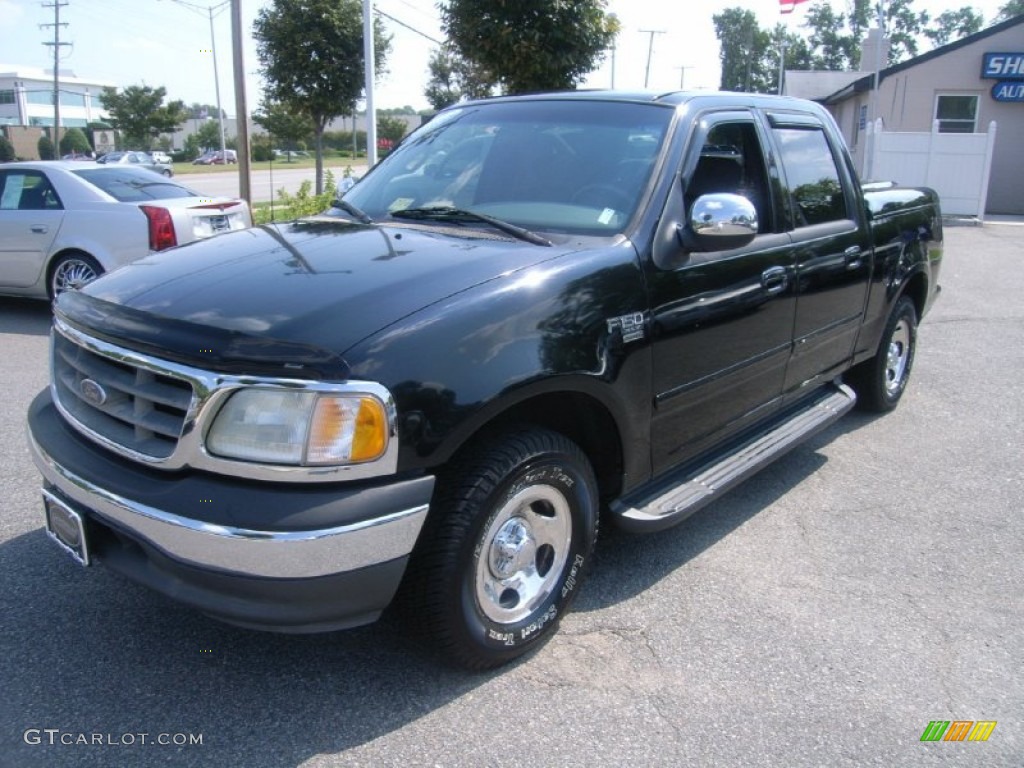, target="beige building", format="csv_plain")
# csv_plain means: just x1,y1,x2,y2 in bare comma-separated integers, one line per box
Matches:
786,15,1024,215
